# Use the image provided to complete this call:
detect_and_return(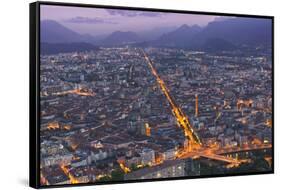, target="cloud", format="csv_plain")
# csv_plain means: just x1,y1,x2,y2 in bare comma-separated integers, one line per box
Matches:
64,16,118,24
106,10,163,17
